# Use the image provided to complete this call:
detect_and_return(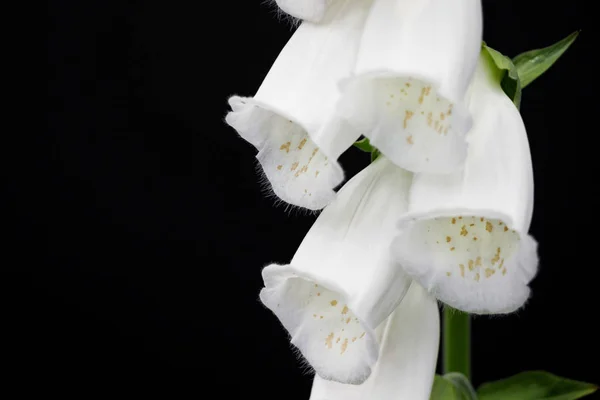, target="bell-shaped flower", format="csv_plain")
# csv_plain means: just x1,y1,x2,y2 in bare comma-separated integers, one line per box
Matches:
275,0,340,23
333,0,483,174
226,0,373,210
259,157,414,384
309,282,439,400
392,51,539,315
